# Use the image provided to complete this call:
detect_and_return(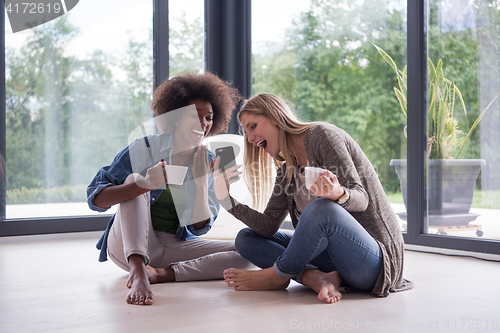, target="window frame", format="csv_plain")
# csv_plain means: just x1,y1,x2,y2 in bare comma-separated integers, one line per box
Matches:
403,0,500,254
